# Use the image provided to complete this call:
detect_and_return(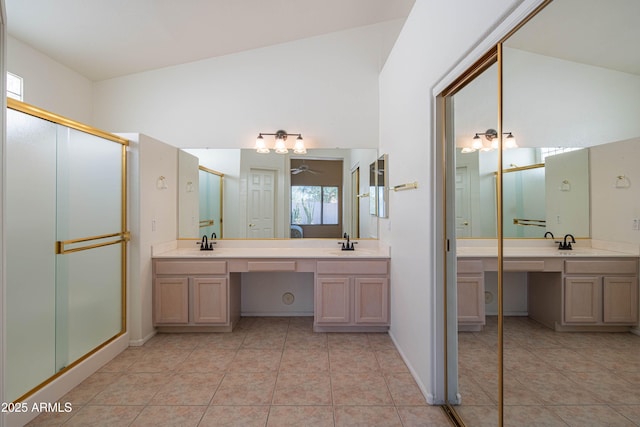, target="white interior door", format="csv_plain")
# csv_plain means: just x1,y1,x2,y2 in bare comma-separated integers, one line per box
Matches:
455,166,471,237
247,169,276,238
